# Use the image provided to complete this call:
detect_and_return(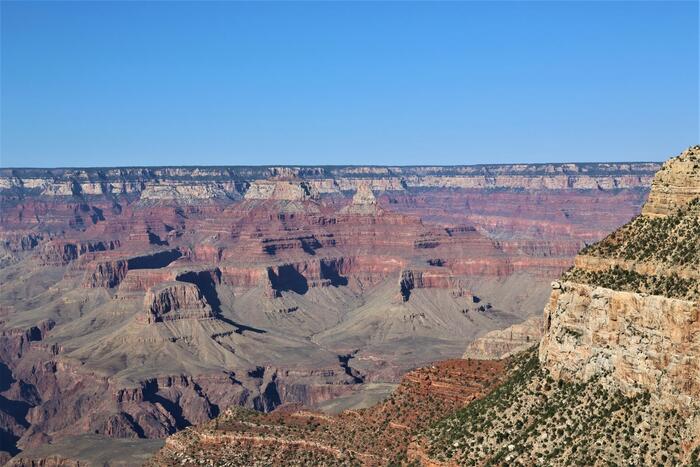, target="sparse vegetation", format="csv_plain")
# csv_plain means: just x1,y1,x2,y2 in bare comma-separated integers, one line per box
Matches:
568,197,699,300
418,347,688,466
148,359,505,466
581,197,700,268
564,265,698,300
